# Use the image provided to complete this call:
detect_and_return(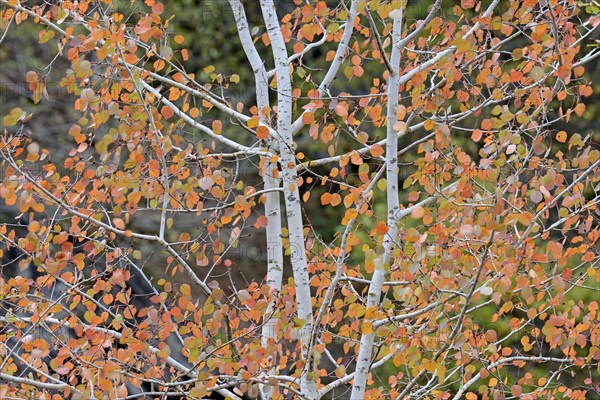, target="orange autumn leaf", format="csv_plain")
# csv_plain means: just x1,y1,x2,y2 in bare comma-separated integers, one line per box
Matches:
424,119,435,131
375,221,389,235
256,126,269,139
255,216,269,228
370,144,384,158
411,206,424,219
212,120,223,134
161,105,174,119
113,218,125,230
